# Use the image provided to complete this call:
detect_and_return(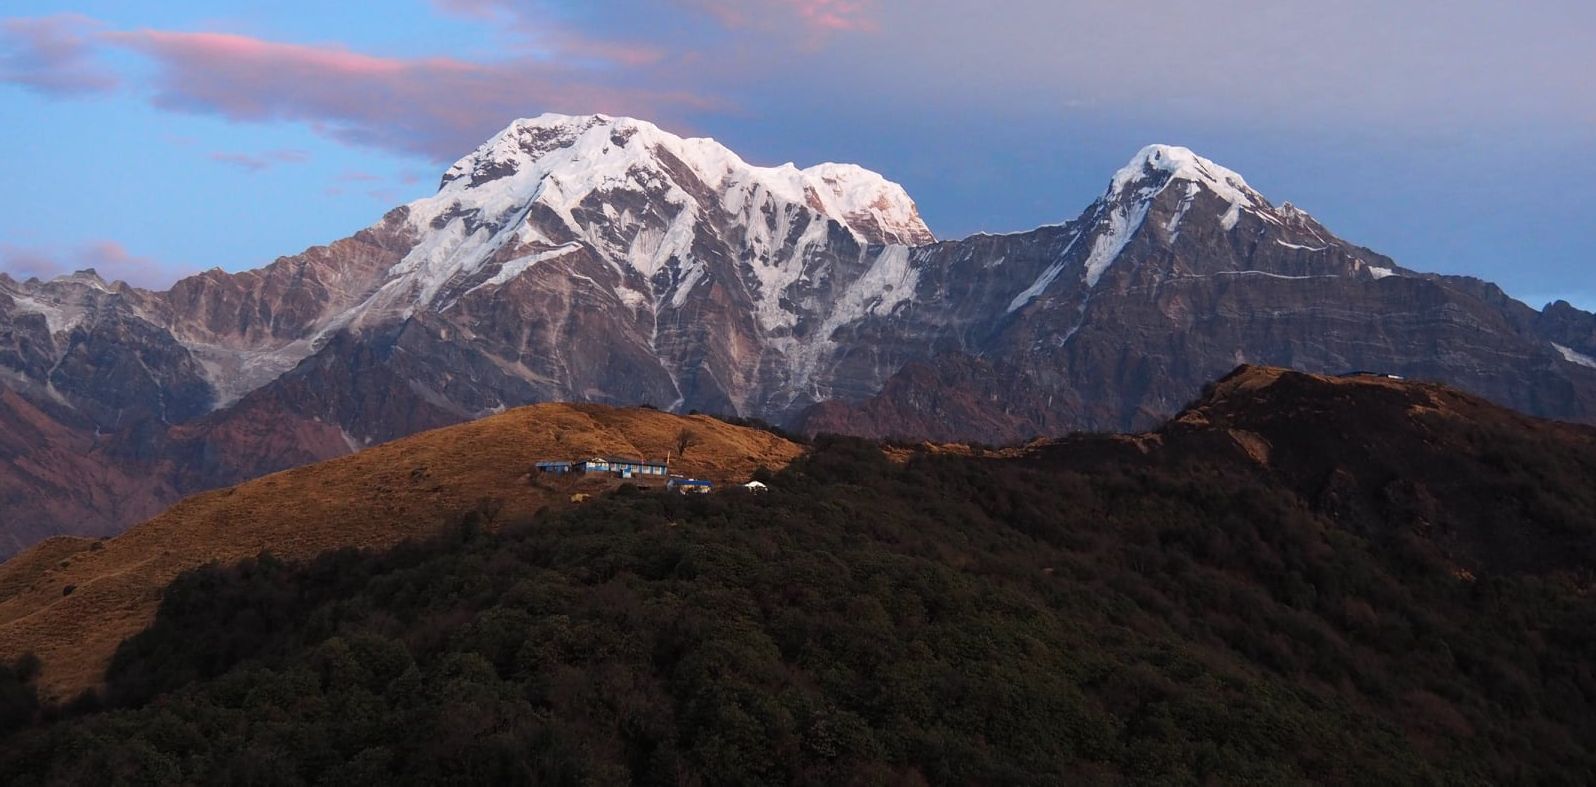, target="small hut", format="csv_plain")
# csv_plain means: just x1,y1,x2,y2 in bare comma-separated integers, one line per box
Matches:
607,458,670,479
667,478,714,495
536,460,574,475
